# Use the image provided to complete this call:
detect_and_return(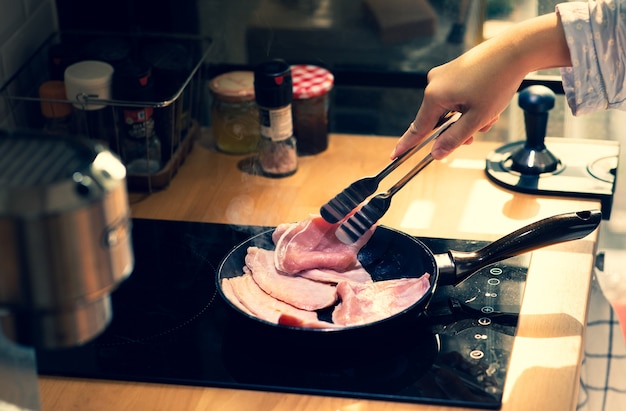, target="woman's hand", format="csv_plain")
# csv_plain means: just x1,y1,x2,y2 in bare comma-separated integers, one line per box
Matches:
392,12,571,160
